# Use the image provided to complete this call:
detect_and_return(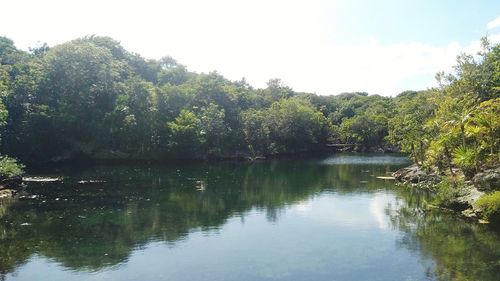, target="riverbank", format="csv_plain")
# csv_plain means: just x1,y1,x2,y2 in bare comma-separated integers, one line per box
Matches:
0,157,25,199
0,176,23,199
393,164,500,224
